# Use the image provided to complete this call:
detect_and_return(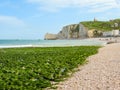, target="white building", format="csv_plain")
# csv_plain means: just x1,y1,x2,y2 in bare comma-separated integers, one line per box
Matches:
103,30,120,37
112,30,119,36
103,31,113,37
